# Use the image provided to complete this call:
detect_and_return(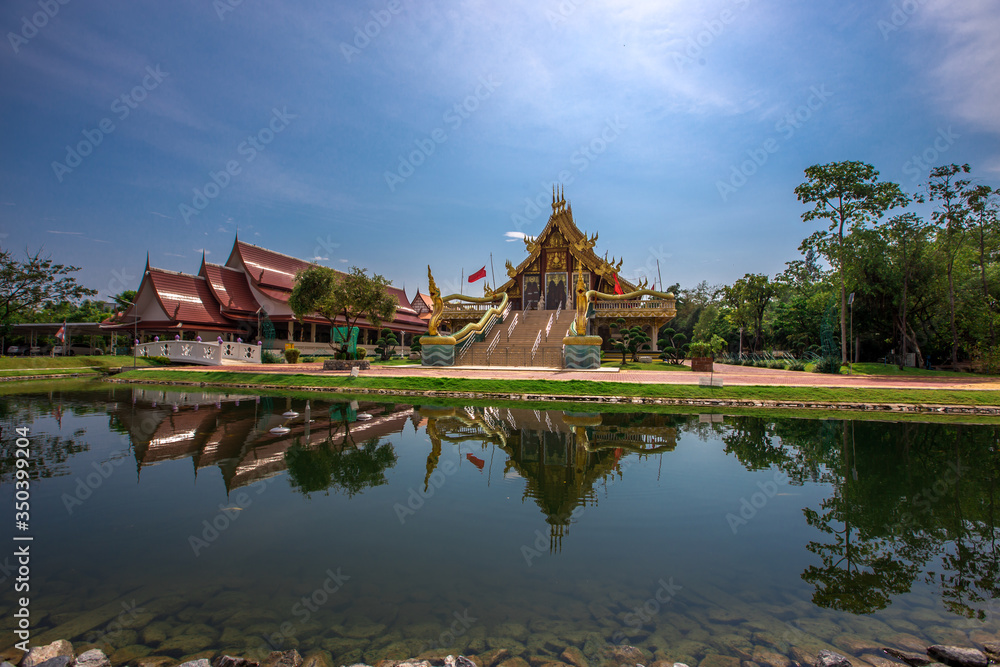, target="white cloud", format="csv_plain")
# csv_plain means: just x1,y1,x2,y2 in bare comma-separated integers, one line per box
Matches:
916,0,1000,135
504,231,527,242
